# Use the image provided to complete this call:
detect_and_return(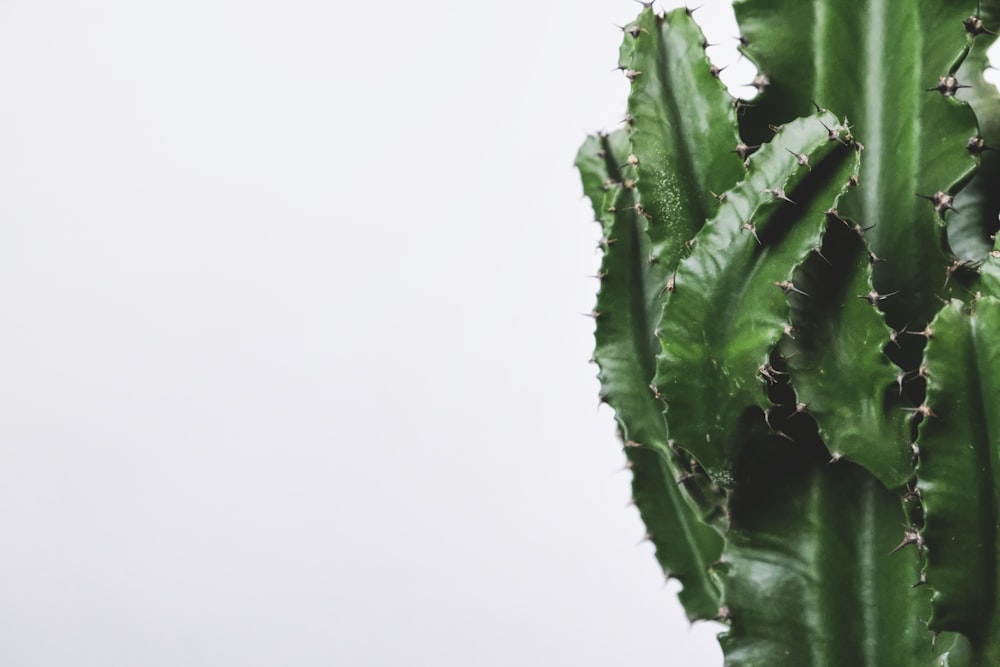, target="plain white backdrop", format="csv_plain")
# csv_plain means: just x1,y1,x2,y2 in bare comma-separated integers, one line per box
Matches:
7,1,991,665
